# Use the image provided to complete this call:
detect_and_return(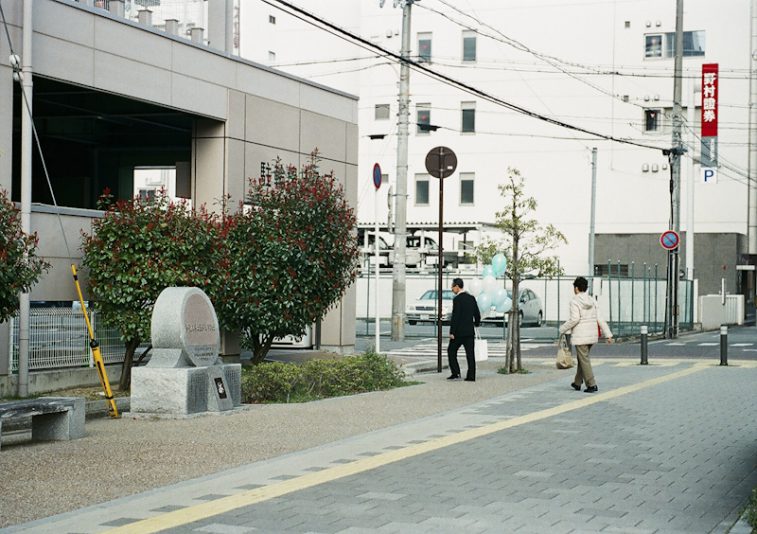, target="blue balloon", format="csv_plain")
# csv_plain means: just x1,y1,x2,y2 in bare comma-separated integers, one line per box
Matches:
493,288,509,306
492,253,507,276
477,292,492,314
495,297,512,313
482,265,495,278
